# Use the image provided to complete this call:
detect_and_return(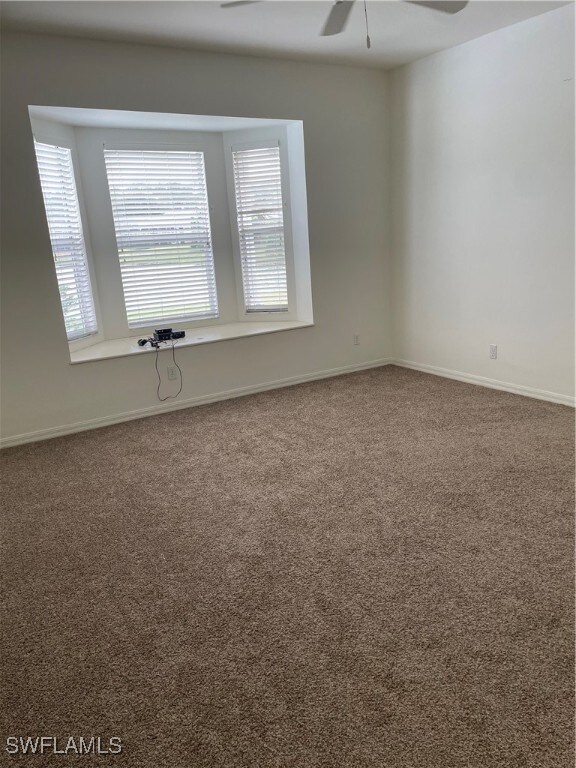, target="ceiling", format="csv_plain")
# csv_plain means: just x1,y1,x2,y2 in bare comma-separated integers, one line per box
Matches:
1,1,570,69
